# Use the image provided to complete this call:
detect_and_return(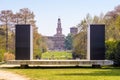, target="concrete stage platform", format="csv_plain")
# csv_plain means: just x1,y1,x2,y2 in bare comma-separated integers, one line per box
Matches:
7,60,113,67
